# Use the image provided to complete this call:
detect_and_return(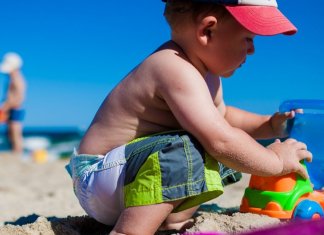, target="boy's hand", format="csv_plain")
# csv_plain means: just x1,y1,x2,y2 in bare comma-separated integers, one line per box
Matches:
270,109,302,138
267,138,312,179
0,108,8,123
